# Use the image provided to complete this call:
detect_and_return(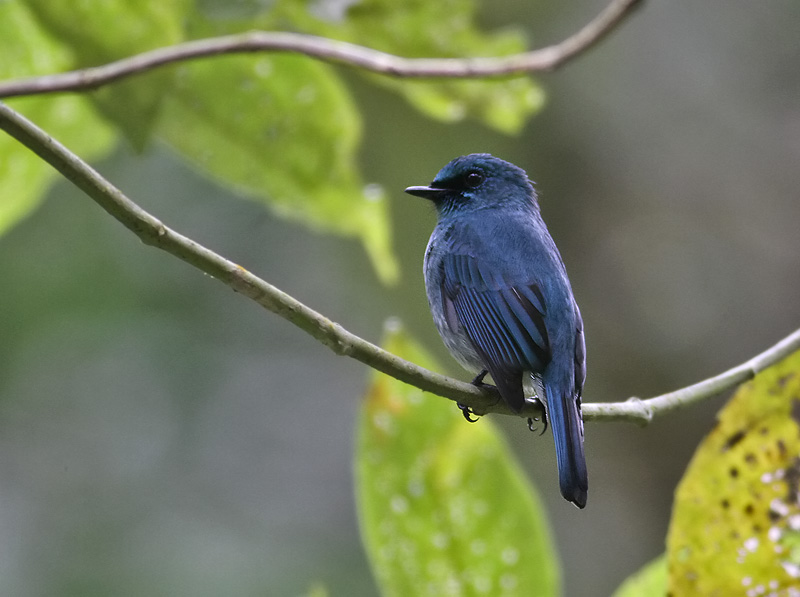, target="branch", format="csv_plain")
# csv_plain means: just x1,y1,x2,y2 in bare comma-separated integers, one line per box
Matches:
581,327,800,424
0,0,643,99
0,101,514,418
1,101,798,425
0,102,800,424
